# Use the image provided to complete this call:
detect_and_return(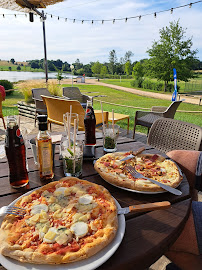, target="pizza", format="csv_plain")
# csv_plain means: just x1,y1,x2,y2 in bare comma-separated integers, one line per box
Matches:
0,177,118,264
94,152,182,192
